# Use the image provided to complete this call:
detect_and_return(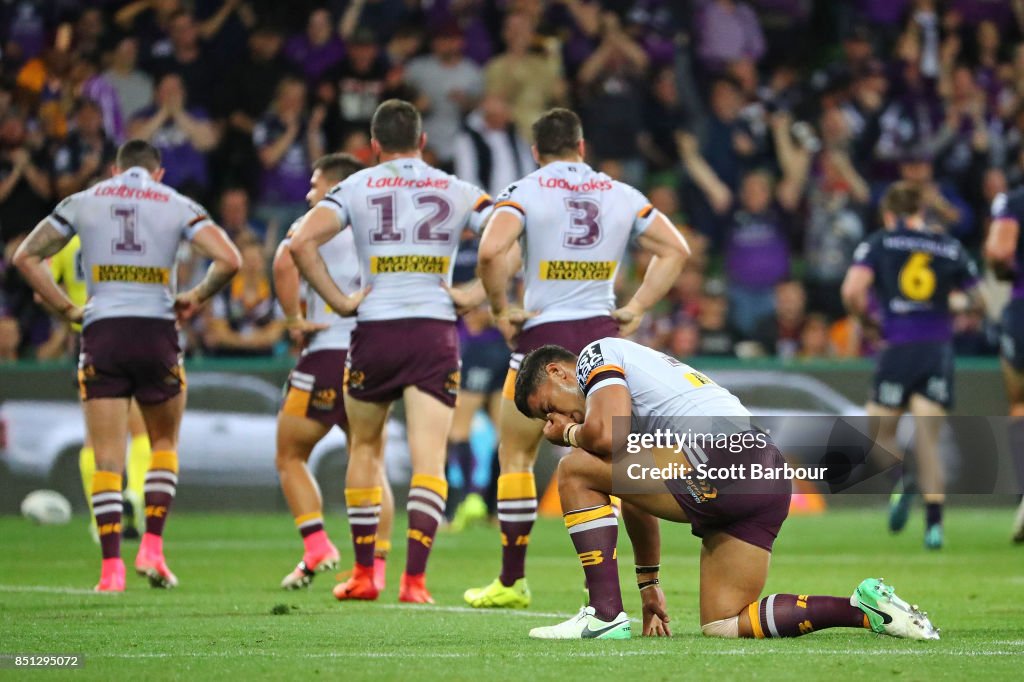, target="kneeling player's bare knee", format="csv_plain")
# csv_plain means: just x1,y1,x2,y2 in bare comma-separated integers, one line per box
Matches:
701,616,740,638
556,451,590,487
